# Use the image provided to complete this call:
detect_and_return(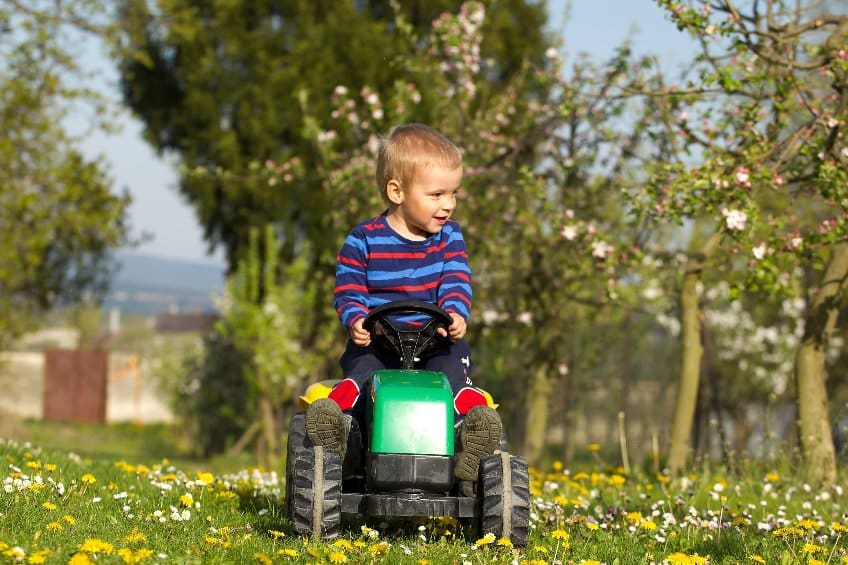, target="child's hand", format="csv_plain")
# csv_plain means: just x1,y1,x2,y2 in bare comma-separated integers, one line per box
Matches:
350,318,371,347
437,312,466,341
